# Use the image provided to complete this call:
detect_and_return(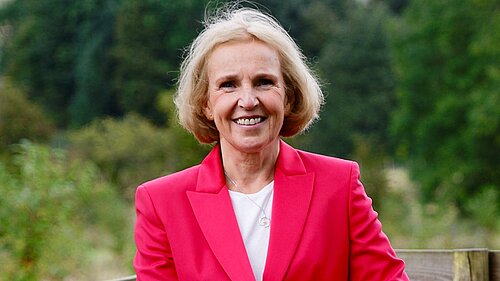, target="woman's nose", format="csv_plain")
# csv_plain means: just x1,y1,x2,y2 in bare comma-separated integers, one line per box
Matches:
238,86,259,109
